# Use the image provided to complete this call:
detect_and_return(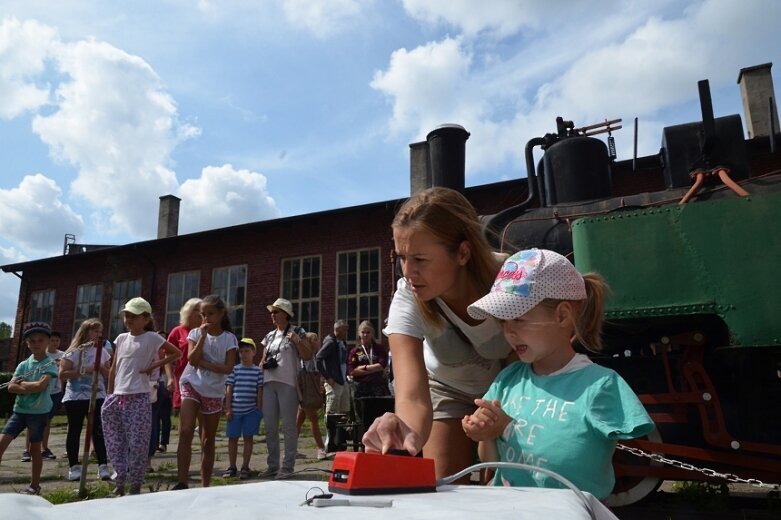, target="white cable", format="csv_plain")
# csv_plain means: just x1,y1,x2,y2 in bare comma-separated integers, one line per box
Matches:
437,462,597,520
